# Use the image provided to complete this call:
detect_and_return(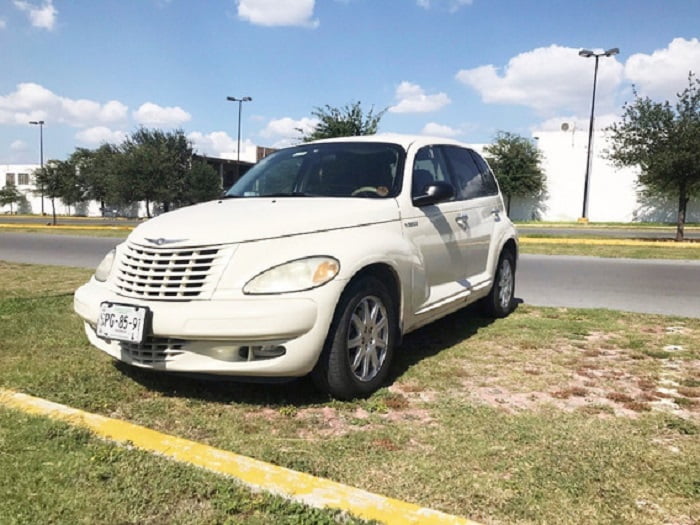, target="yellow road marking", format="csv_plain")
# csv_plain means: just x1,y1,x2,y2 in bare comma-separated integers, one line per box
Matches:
0,389,480,525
